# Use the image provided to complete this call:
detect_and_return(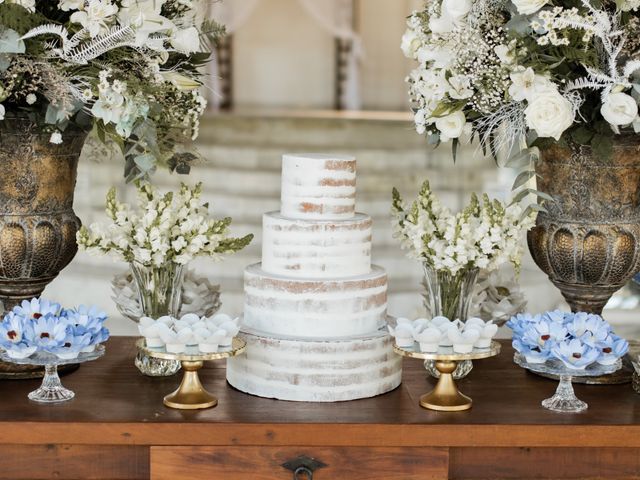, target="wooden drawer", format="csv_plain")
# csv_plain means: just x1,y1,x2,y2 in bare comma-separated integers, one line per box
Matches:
150,446,448,480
